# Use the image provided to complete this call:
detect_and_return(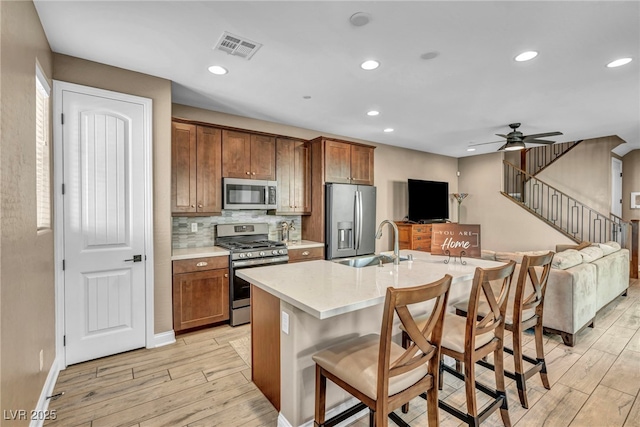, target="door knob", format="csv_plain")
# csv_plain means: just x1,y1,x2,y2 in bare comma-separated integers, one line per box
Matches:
124,255,142,262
